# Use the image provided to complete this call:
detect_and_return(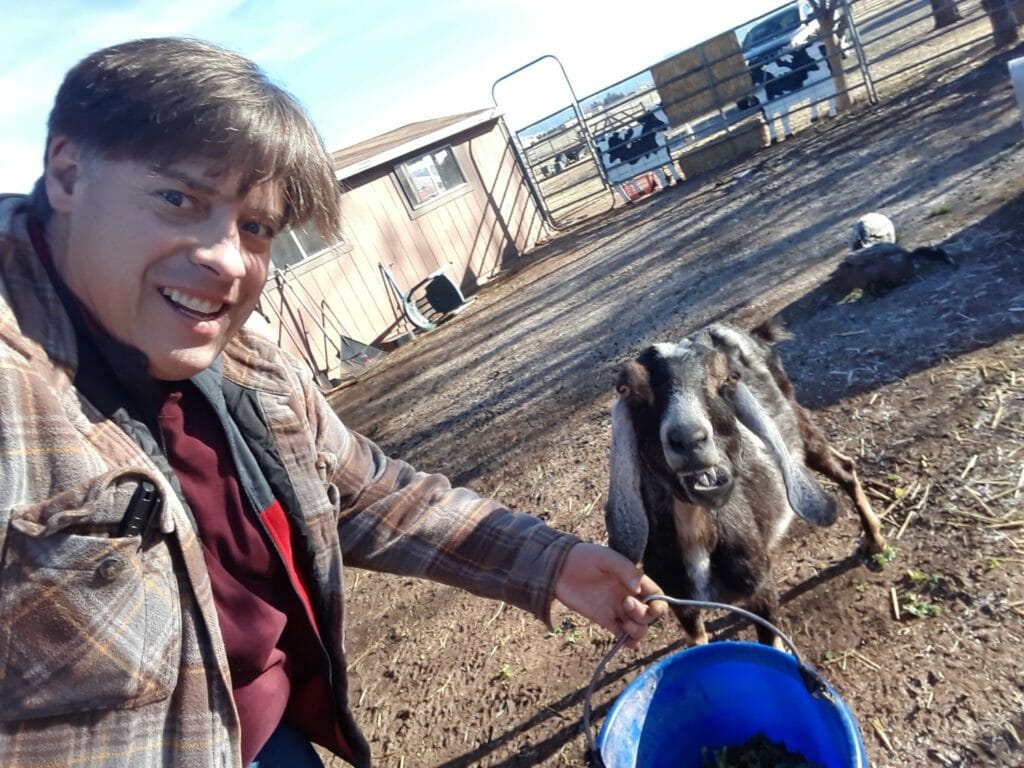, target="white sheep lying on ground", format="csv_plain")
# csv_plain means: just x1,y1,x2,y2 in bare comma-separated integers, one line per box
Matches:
851,212,896,250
